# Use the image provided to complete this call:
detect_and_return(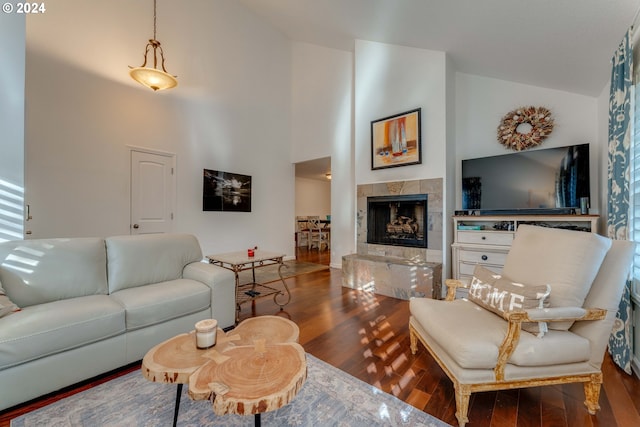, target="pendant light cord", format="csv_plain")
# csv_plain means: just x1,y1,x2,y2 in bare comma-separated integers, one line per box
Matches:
153,0,157,41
